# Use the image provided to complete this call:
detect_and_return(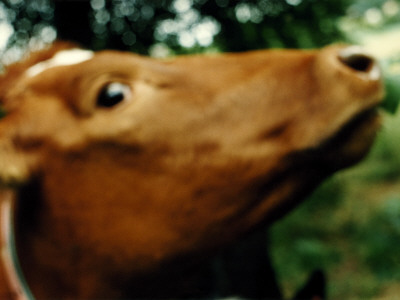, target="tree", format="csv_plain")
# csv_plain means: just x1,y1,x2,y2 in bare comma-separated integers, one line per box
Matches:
1,0,350,56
